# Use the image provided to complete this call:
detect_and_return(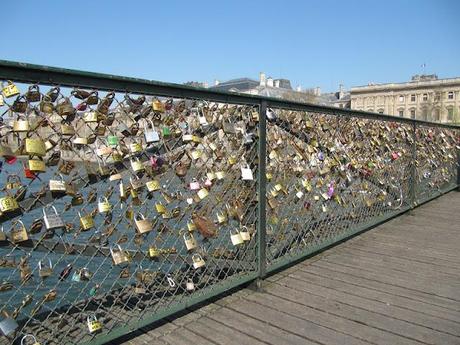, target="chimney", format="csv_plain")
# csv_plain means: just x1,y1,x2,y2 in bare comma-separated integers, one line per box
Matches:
214,80,220,86
274,80,280,88
267,77,274,87
259,72,266,86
